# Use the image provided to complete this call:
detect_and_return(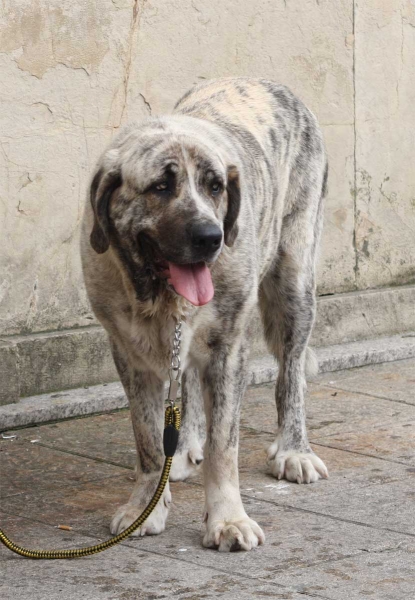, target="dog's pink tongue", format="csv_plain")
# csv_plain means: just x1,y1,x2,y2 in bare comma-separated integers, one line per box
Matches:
168,262,214,306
